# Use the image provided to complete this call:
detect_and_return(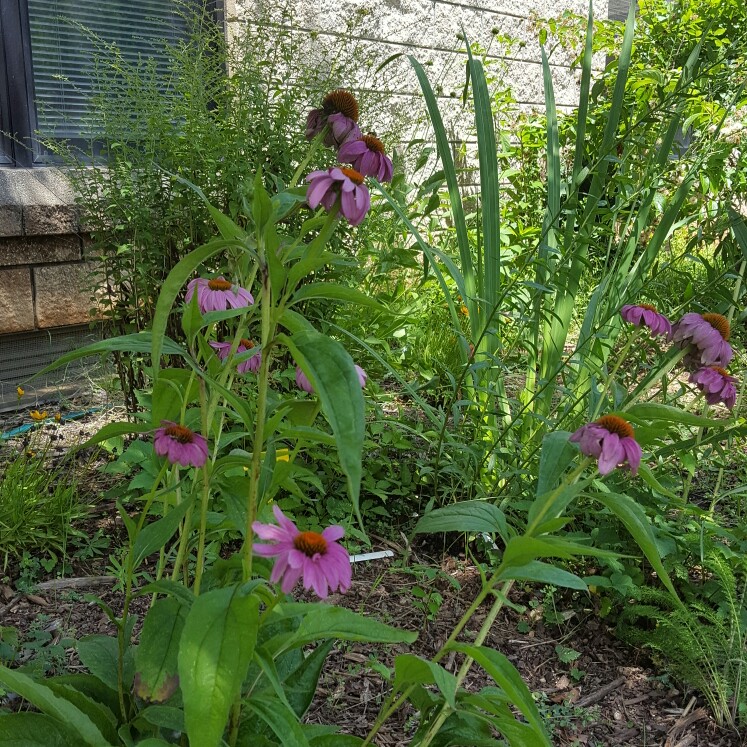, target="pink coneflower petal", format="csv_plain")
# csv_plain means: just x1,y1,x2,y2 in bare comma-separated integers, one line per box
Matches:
252,505,351,599
570,415,641,477
305,167,371,226
185,277,254,315
153,421,208,468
